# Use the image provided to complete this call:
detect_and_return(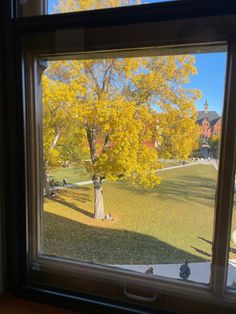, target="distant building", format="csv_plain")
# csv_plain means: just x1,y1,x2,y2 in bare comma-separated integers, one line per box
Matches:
196,100,221,140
